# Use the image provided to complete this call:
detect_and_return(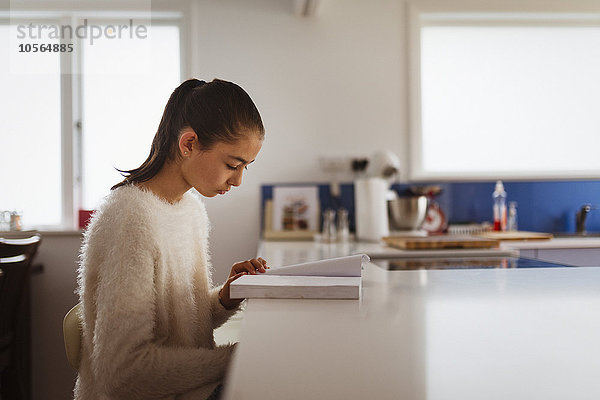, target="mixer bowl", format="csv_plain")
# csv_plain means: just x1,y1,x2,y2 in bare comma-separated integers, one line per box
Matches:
387,196,429,231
